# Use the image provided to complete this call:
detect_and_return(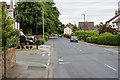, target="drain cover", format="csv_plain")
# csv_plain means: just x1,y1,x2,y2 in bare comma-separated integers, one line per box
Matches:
27,66,46,70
